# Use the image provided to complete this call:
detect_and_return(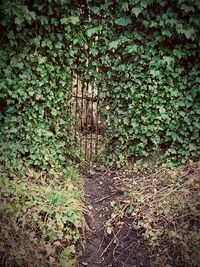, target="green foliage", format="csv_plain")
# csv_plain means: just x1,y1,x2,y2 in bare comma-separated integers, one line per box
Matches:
0,2,82,266
0,1,200,169
0,1,79,171
0,165,82,266
0,0,199,265
93,0,200,165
